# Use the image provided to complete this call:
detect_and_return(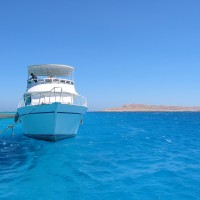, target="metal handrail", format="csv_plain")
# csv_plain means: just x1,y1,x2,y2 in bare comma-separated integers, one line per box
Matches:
18,87,87,108
27,78,74,89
